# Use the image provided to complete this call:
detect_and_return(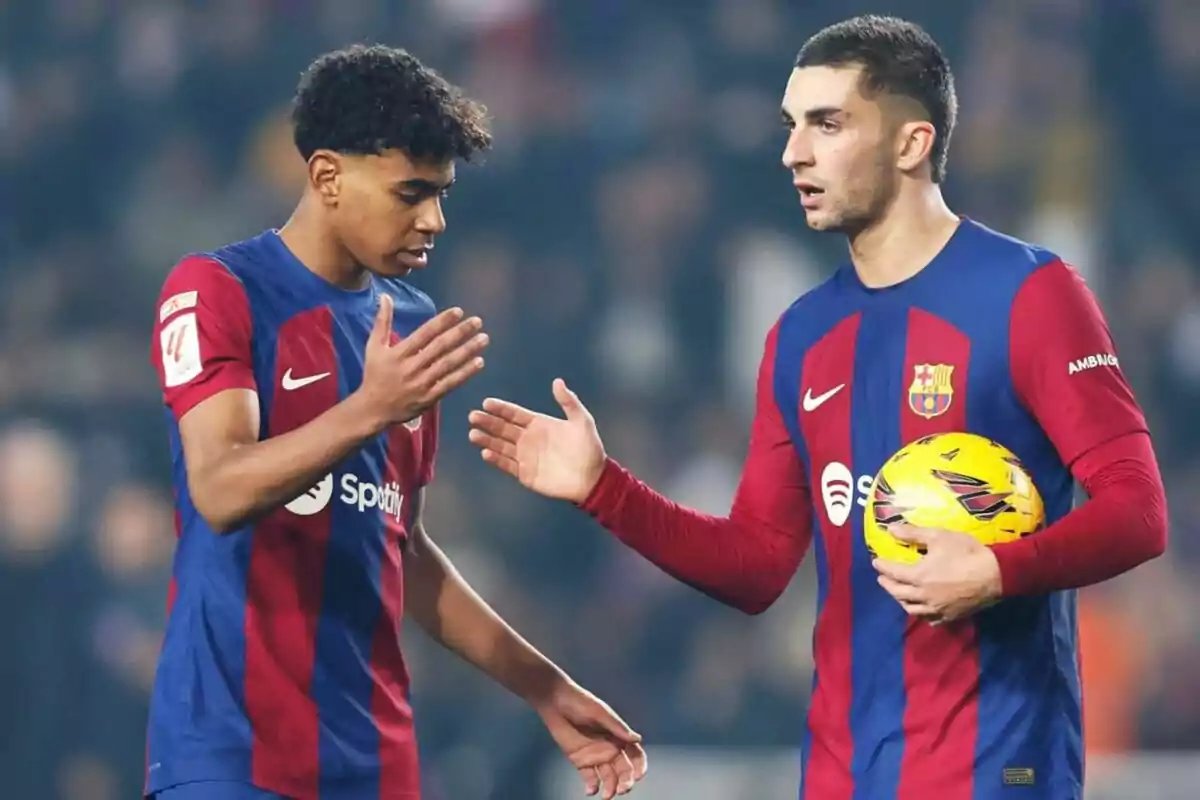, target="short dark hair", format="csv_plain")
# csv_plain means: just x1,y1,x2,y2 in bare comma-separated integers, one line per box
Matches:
291,44,492,164
796,16,956,182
